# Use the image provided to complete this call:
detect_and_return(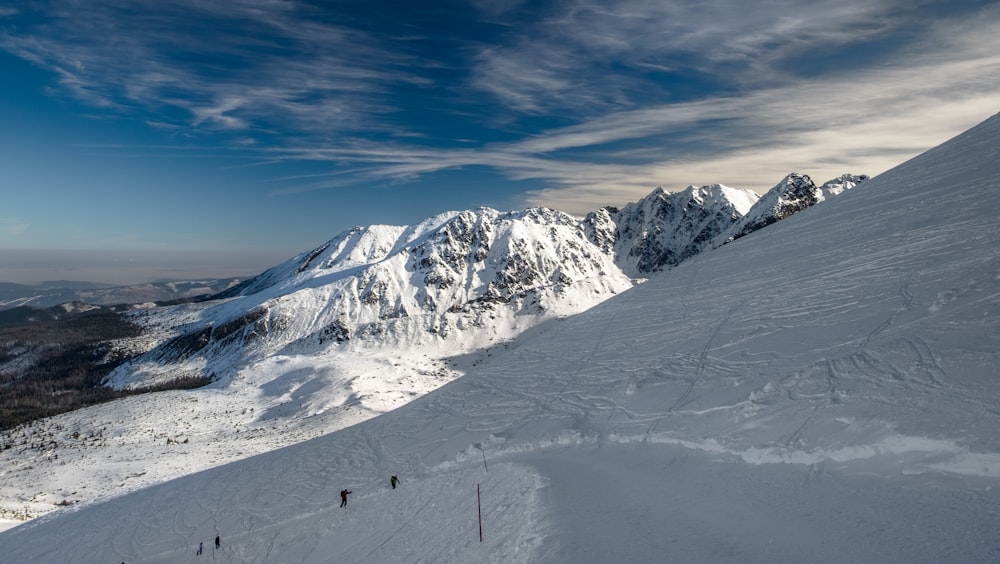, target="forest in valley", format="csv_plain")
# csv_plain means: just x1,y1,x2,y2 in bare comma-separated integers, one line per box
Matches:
0,305,210,431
